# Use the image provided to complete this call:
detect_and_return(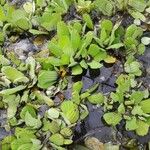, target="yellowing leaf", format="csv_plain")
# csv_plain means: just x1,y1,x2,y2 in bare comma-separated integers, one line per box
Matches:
104,56,116,63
